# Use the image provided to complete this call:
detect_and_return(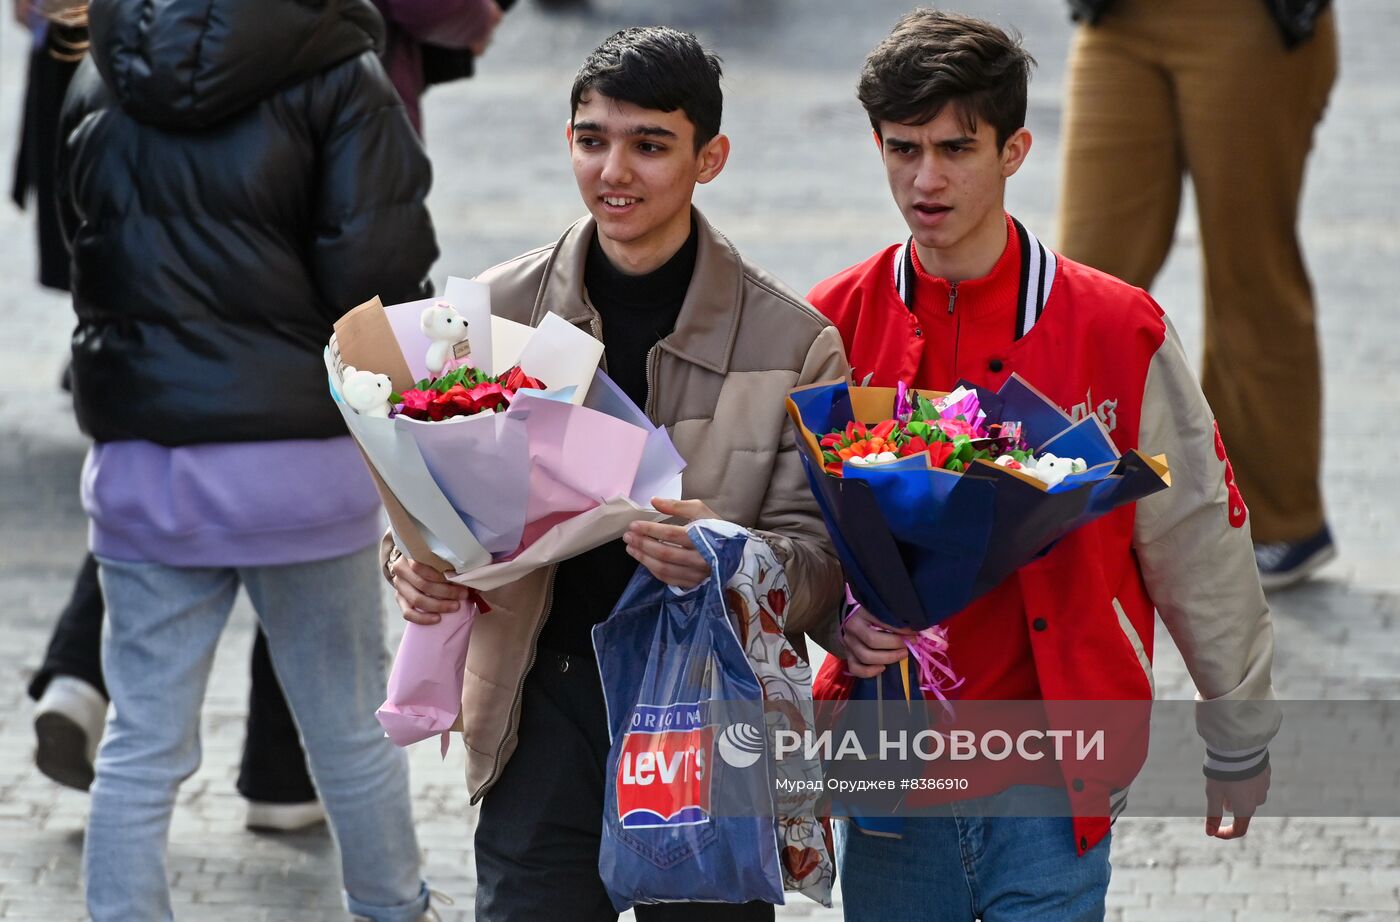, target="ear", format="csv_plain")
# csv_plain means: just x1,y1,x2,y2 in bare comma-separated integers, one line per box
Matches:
872,128,884,157
695,133,731,185
1000,127,1032,179
565,118,574,150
